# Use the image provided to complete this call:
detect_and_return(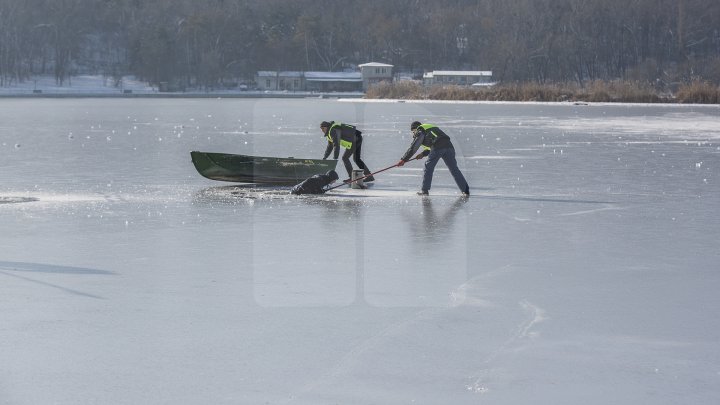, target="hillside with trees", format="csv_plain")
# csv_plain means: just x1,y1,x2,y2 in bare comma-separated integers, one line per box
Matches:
1,0,718,91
